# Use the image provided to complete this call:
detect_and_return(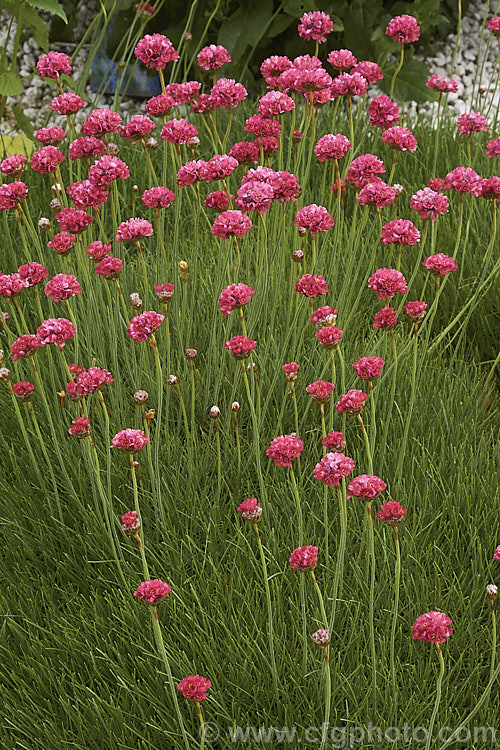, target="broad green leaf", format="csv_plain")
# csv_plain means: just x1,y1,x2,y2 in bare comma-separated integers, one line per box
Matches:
282,0,317,16
0,133,35,158
0,71,23,96
25,0,67,22
379,57,438,103
12,105,35,140
22,5,49,52
331,15,344,33
267,13,294,39
218,0,273,64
